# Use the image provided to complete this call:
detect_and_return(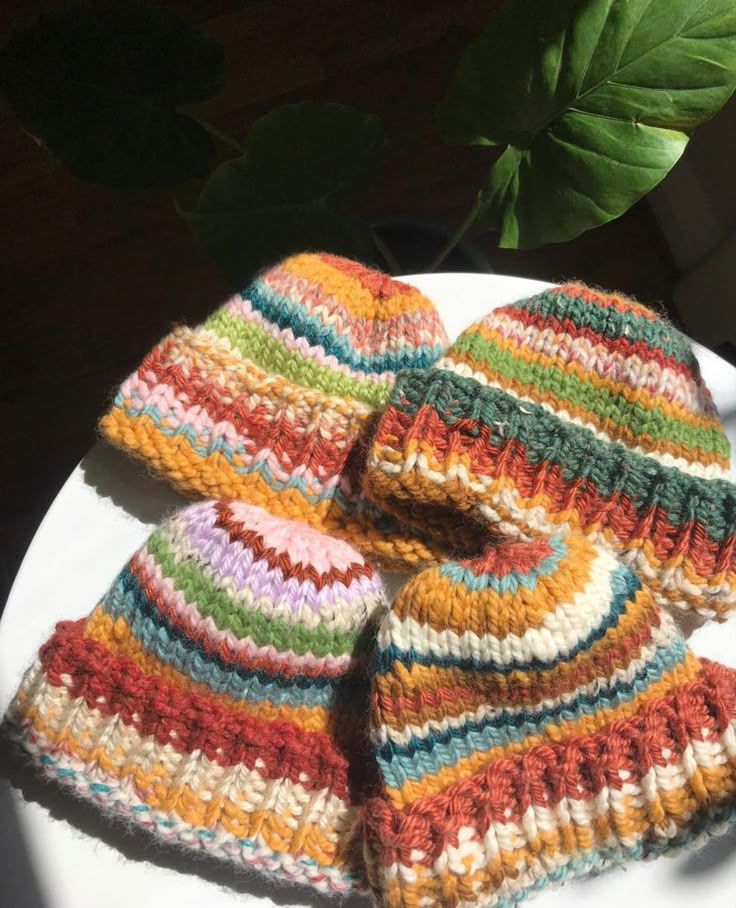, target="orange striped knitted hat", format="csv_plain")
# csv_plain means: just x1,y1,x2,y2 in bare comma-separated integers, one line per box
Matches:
364,531,736,908
364,283,736,618
5,500,389,894
99,253,449,571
